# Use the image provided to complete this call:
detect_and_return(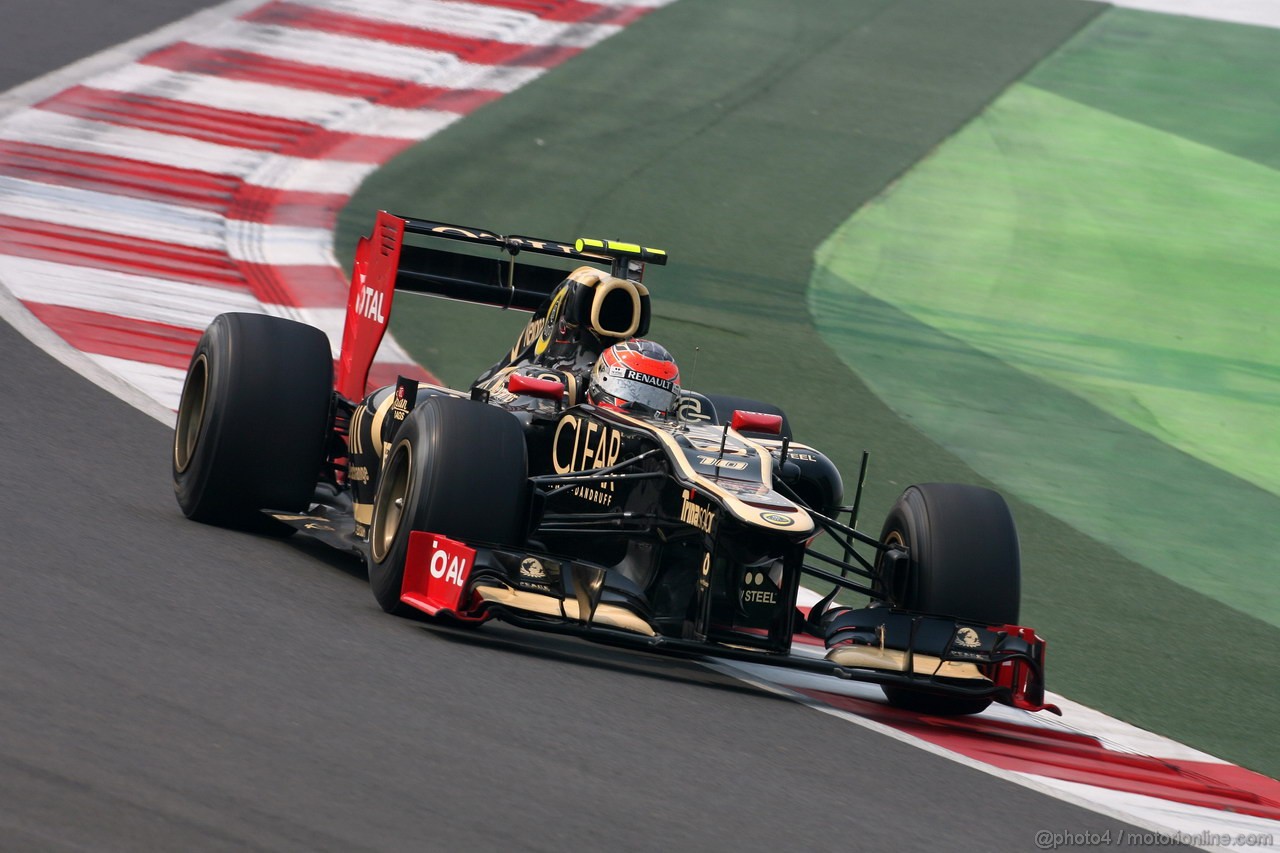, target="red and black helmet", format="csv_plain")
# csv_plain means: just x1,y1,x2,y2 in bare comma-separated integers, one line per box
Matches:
588,340,680,416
